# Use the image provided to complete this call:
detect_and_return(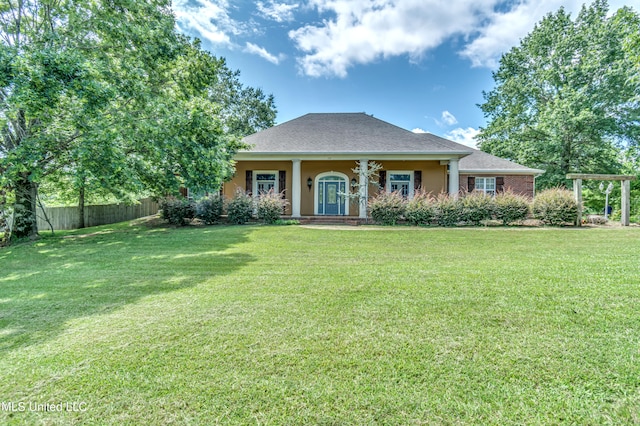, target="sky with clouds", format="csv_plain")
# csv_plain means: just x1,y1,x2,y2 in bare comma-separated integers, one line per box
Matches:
173,0,636,147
